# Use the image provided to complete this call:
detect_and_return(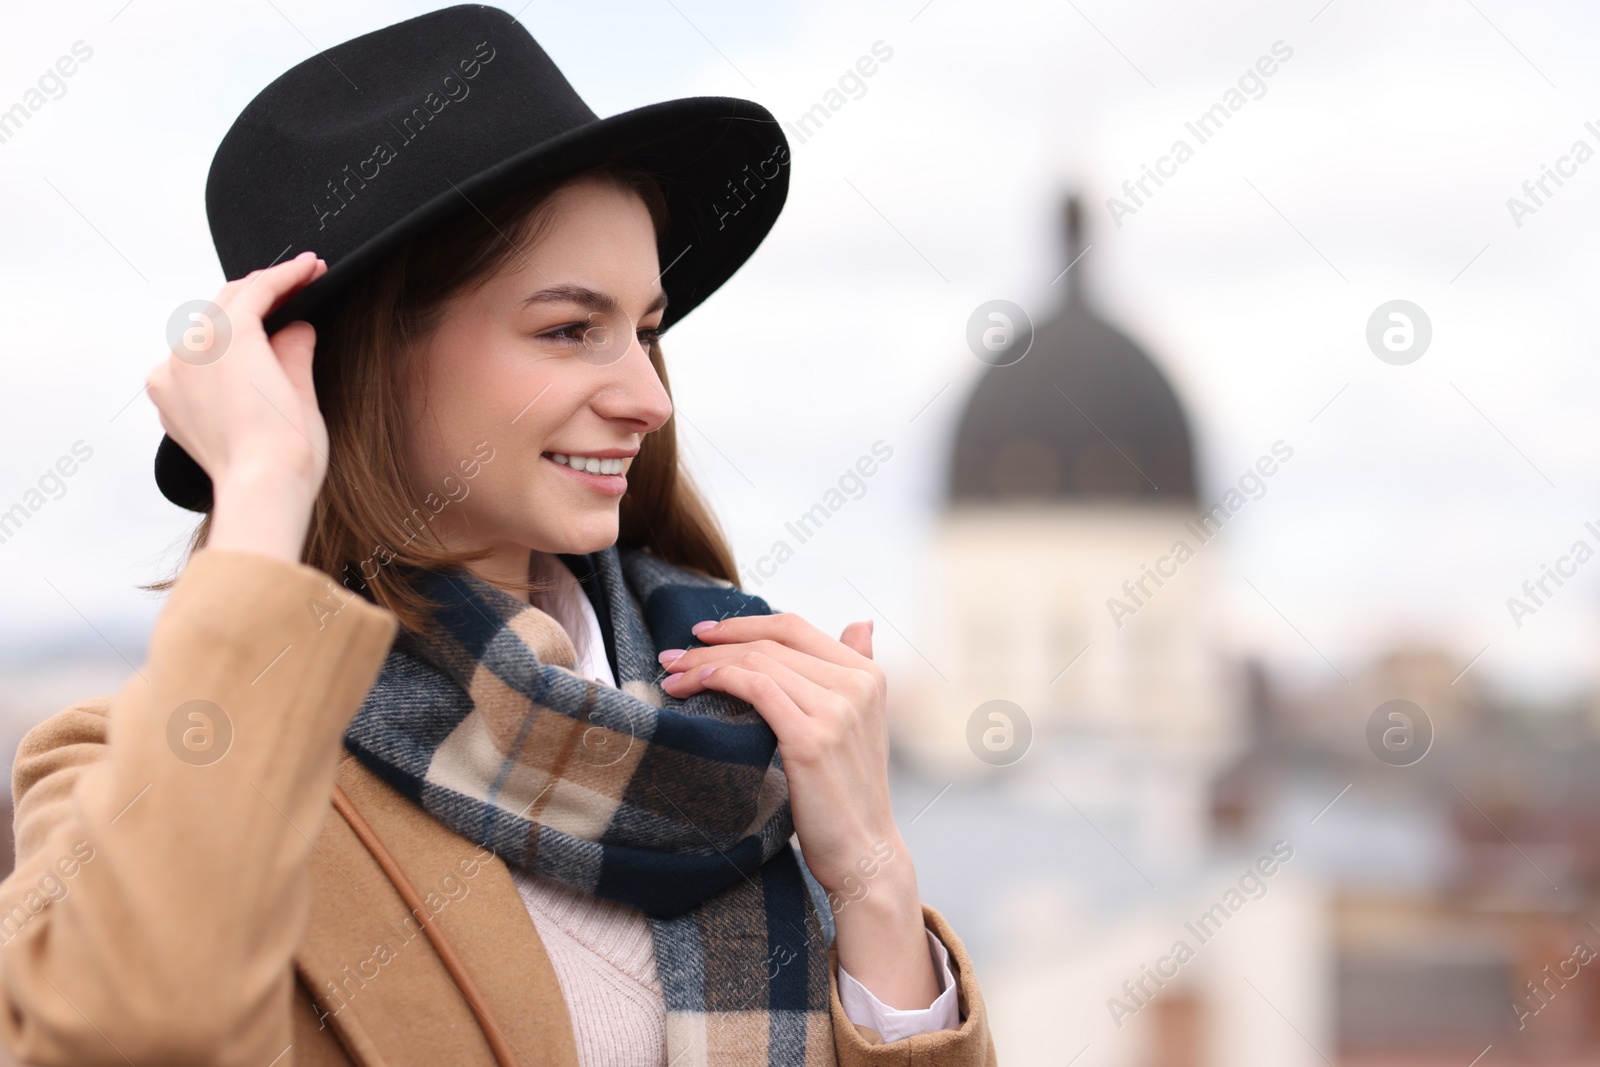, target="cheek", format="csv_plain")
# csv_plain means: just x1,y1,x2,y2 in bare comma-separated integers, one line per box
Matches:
406,348,523,465
406,328,597,490
506,365,596,446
